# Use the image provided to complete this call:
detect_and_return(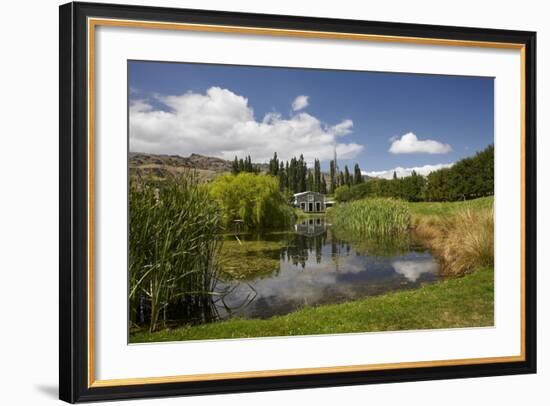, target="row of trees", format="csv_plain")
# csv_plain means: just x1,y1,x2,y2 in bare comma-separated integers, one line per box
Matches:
335,171,426,202
266,152,364,194
335,145,494,202
231,155,260,174
267,153,327,194
424,145,494,201
330,162,364,191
